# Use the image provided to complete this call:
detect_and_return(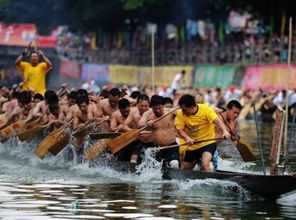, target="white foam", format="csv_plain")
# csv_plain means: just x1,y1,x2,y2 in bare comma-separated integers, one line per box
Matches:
157,205,177,209
277,191,296,206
